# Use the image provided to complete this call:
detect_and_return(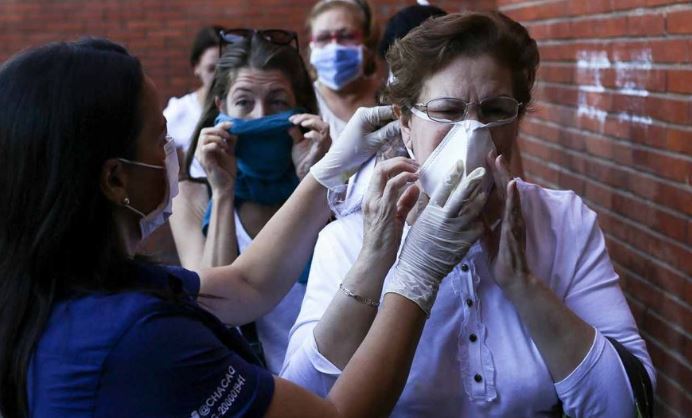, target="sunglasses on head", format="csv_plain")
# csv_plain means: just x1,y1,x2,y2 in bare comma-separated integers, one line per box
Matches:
218,28,299,55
